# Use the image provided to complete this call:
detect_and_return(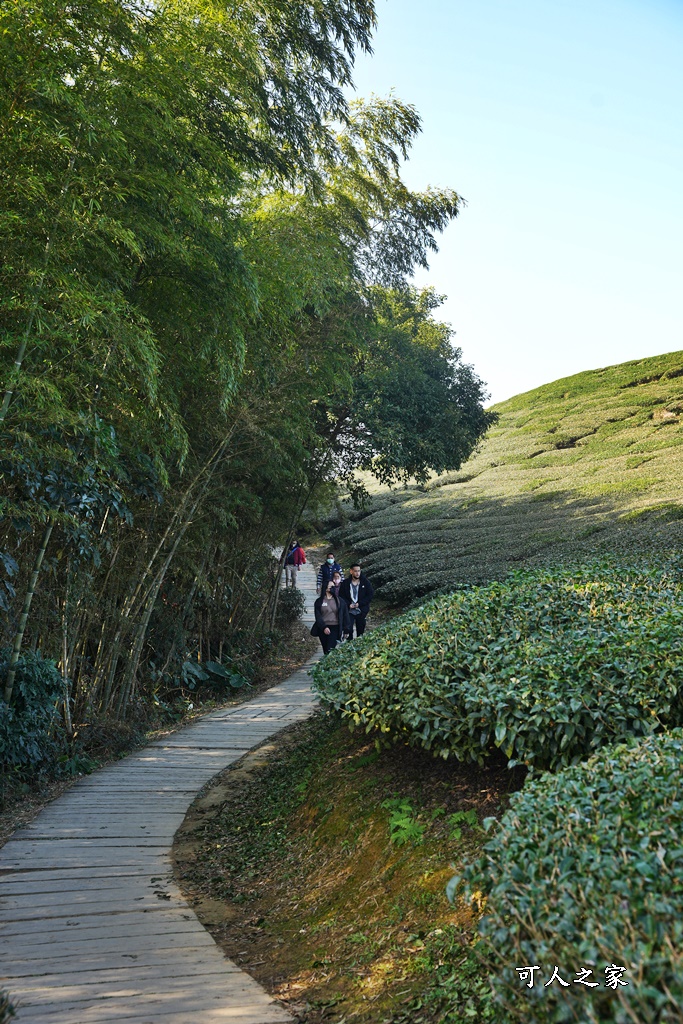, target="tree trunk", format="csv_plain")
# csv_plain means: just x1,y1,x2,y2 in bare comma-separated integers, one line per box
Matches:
4,520,54,703
61,564,74,738
115,438,229,717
